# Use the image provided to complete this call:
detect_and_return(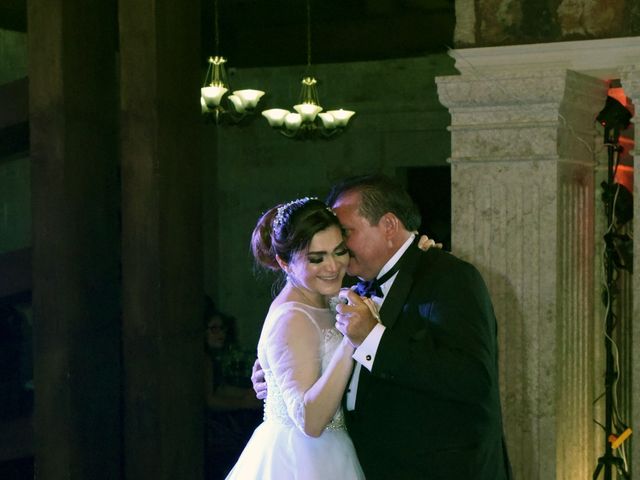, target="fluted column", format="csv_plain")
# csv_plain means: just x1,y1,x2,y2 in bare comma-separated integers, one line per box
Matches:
436,68,607,479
